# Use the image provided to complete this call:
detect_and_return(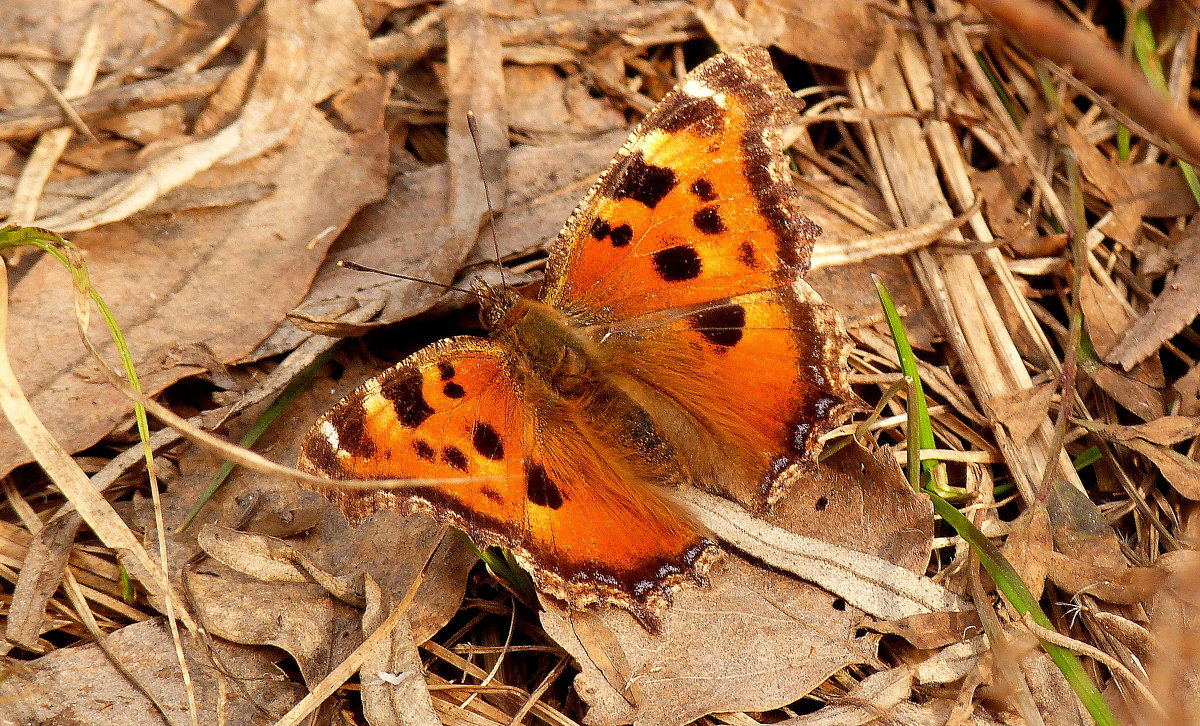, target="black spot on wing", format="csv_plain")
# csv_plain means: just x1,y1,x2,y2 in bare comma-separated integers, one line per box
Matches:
652,245,702,282
443,381,465,399
737,241,758,268
658,95,725,137
472,422,504,461
437,362,455,380
612,152,677,209
693,206,726,235
413,439,435,461
688,304,746,348
790,394,844,456
525,463,564,509
442,446,469,472
609,223,633,247
381,369,434,428
690,177,717,201
331,411,375,458
589,218,611,240
481,488,504,504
